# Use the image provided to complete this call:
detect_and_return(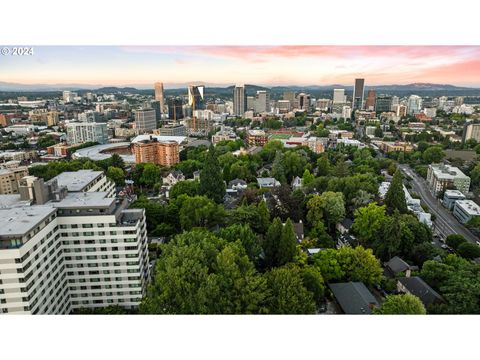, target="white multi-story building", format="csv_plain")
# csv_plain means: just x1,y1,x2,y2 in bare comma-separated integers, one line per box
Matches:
333,89,346,104
426,164,471,196
452,200,480,224
78,110,101,123
66,122,108,145
407,95,422,115
48,170,116,198
0,173,149,315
